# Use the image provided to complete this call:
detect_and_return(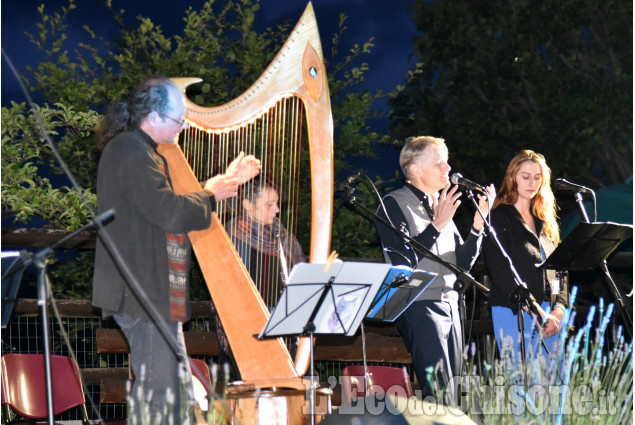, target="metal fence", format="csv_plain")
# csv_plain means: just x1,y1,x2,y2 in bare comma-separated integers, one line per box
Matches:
1,312,418,421
0,304,495,422
2,313,128,422
6,294,609,422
